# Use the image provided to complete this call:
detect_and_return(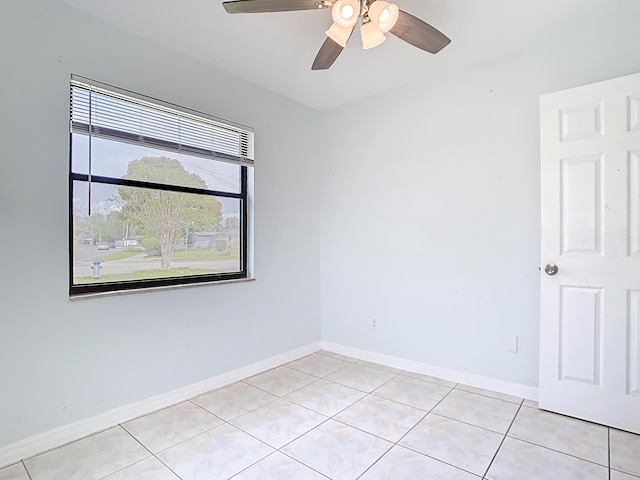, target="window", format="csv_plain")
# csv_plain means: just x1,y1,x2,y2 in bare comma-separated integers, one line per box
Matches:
69,76,253,296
